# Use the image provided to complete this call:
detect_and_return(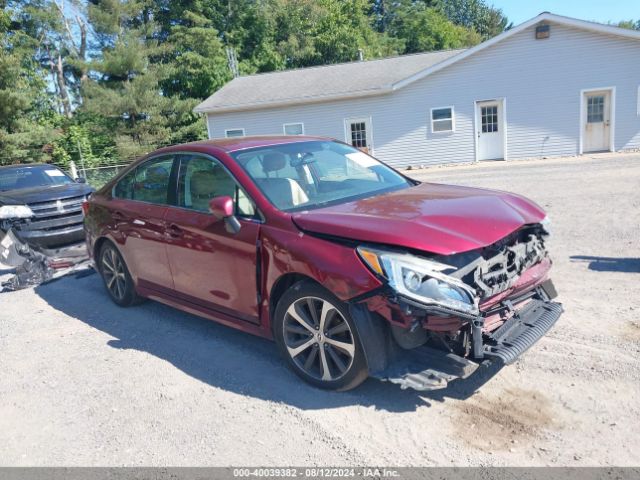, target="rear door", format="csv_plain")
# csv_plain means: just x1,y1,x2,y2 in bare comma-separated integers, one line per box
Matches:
109,155,176,291
163,153,262,324
583,90,611,152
